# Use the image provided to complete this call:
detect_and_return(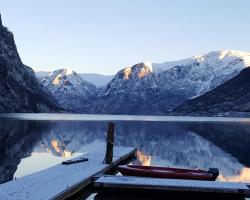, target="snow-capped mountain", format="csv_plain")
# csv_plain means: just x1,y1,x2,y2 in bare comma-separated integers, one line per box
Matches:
40,69,97,112
0,13,59,112
2,10,249,116
91,50,250,114
36,71,113,87
173,67,250,117
91,62,157,114
153,50,250,95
